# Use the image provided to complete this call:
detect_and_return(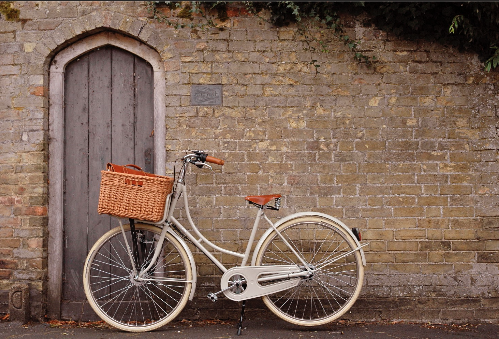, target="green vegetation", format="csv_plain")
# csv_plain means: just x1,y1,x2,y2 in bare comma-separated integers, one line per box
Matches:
364,2,499,71
148,1,499,71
